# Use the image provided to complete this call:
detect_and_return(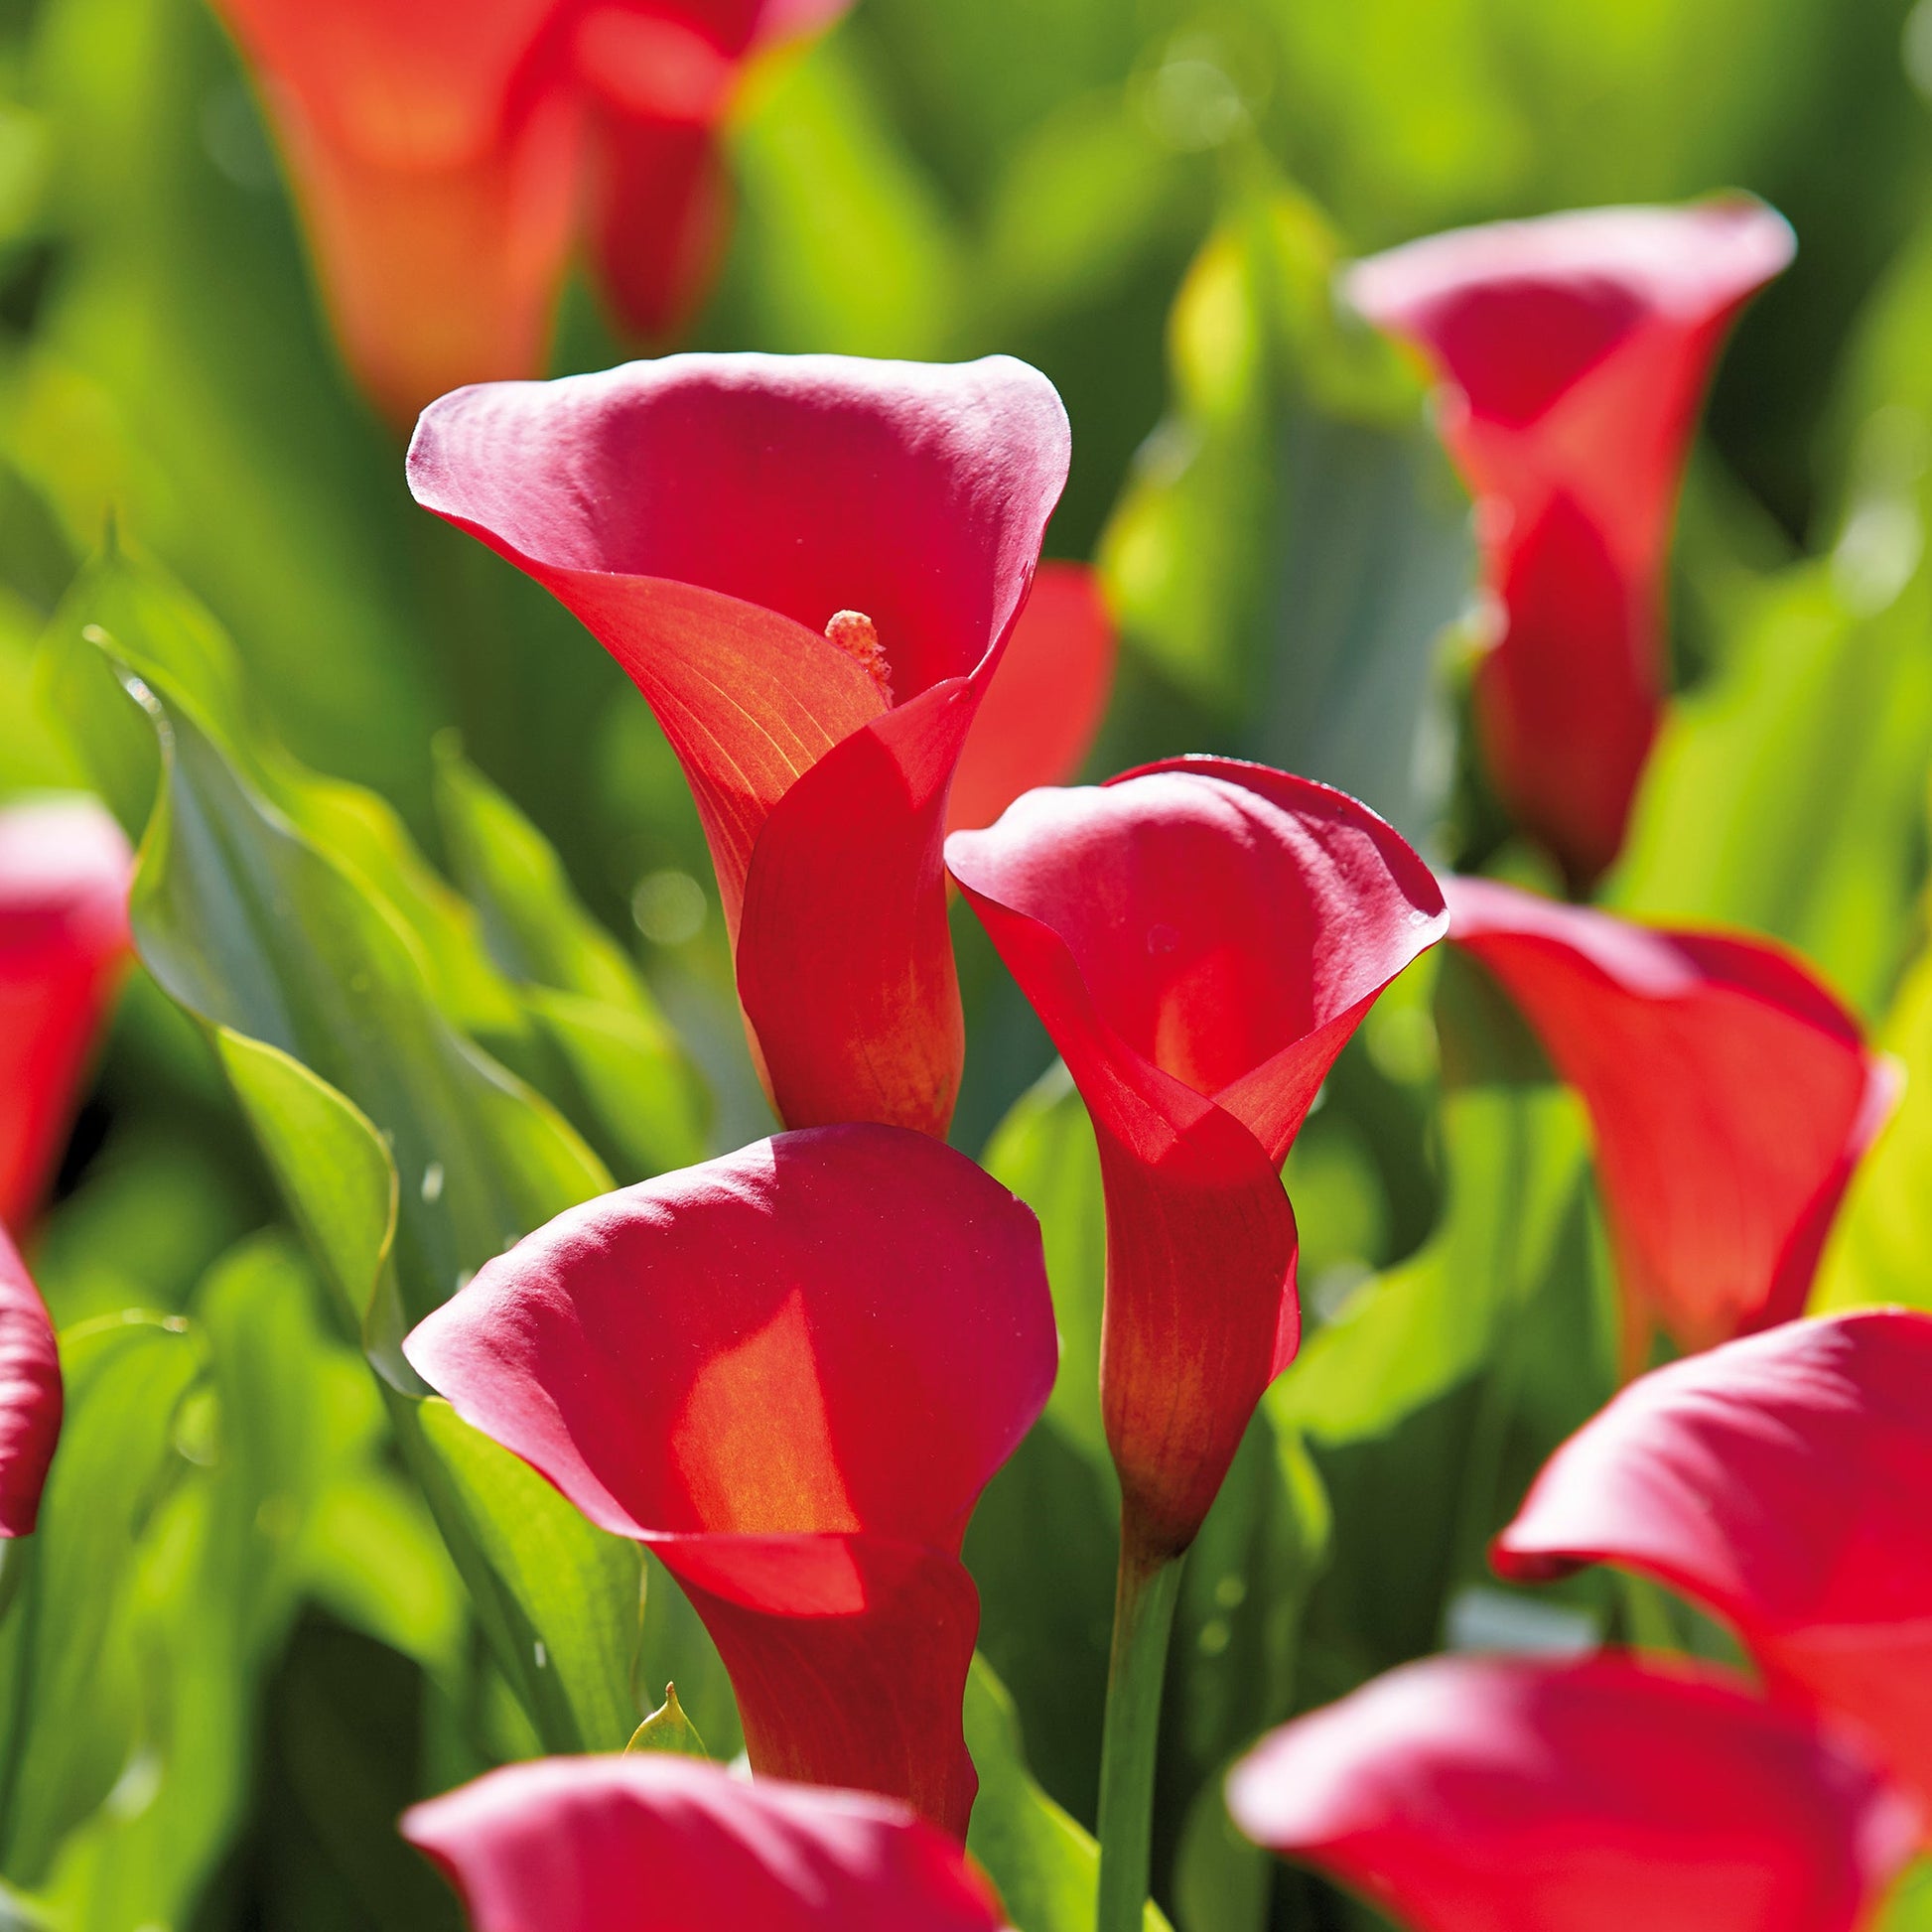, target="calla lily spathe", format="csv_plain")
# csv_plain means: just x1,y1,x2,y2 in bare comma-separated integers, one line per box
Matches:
211,0,853,421
948,759,1446,1562
403,1753,1008,1932
404,1124,1055,1836
0,796,132,1235
1349,200,1793,887
1446,875,1893,1366
410,351,1070,1137
1229,1651,1914,1932
1497,1309,1932,1824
